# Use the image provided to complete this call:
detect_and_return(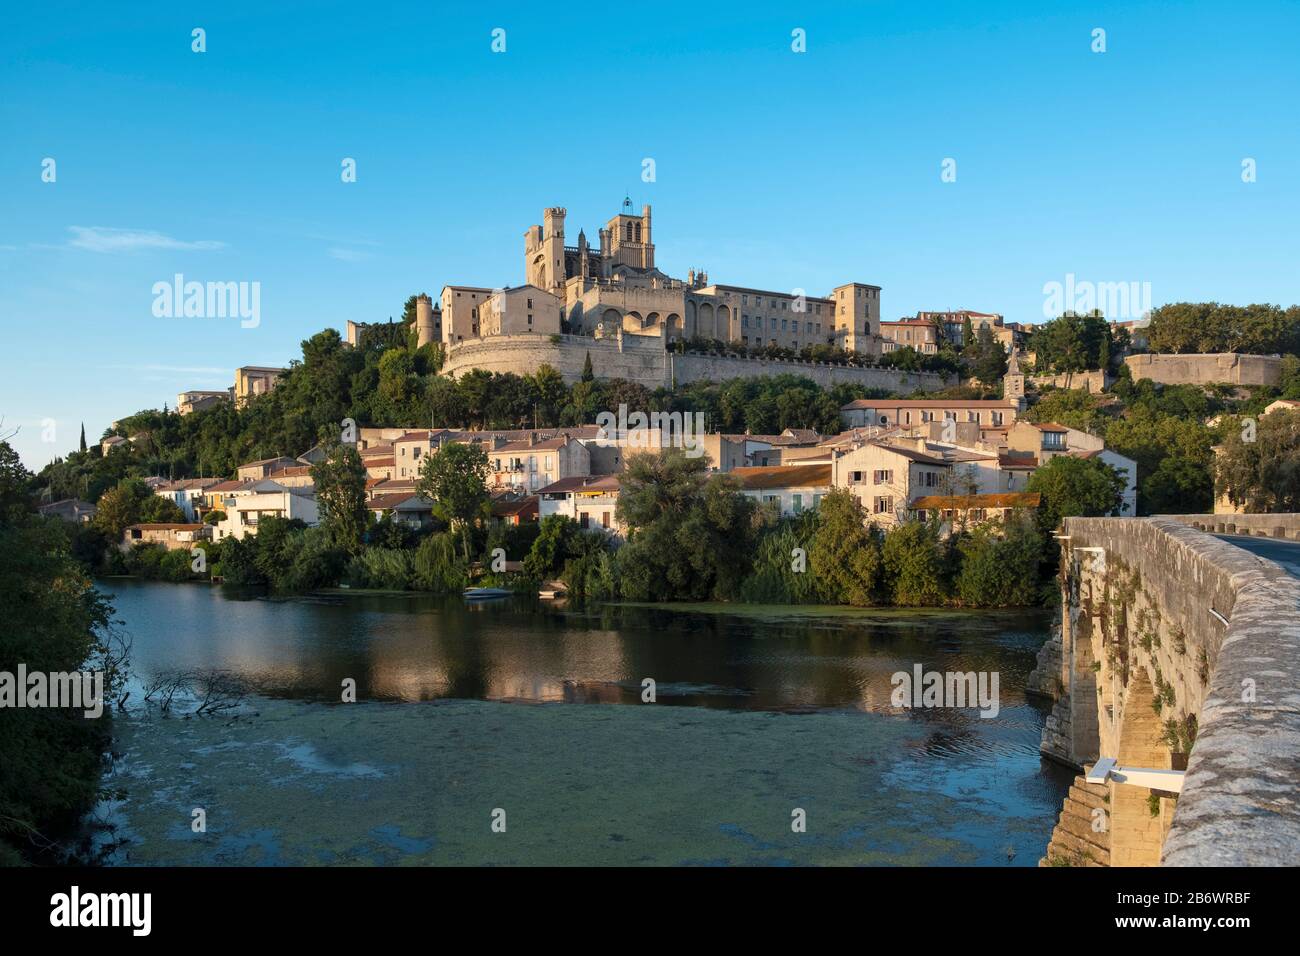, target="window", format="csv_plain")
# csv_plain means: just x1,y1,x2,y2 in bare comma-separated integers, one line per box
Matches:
922,471,941,488
1042,431,1066,449
580,513,590,528
873,469,893,484
873,496,892,514
601,511,610,528
992,411,1003,427
850,470,864,484
792,494,803,513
